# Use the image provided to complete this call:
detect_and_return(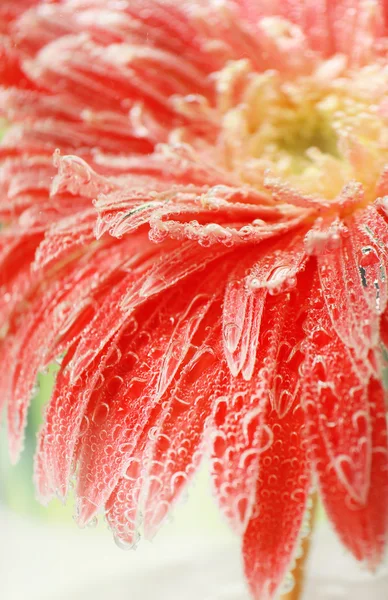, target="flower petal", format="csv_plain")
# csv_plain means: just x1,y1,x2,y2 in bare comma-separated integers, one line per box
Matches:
104,312,223,546
34,333,124,502
74,269,225,526
223,235,307,379
6,240,133,461
317,218,385,371
213,264,313,534
69,241,229,382
142,312,225,538
302,286,388,567
242,396,310,600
